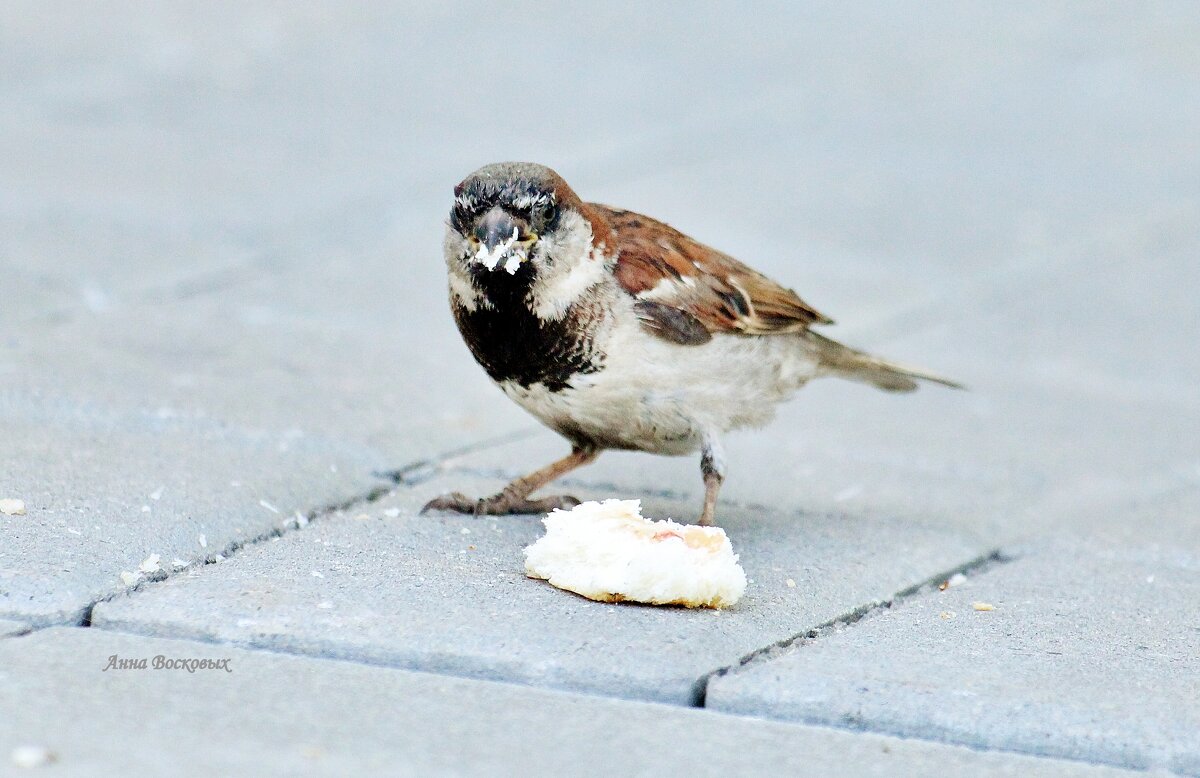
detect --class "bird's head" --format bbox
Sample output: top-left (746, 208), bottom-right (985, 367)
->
top-left (446, 162), bottom-right (591, 282)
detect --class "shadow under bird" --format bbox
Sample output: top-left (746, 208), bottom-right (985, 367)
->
top-left (424, 162), bottom-right (961, 526)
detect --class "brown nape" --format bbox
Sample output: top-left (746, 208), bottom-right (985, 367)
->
top-left (576, 201), bottom-right (614, 248)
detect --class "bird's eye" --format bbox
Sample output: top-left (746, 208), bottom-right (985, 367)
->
top-left (533, 203), bottom-right (557, 230)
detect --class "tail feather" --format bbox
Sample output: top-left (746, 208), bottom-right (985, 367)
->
top-left (805, 332), bottom-right (964, 392)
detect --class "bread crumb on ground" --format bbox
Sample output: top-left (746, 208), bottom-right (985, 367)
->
top-left (524, 499), bottom-right (746, 609)
top-left (11, 745), bottom-right (56, 769)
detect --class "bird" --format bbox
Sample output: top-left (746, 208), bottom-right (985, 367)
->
top-left (423, 162), bottom-right (961, 526)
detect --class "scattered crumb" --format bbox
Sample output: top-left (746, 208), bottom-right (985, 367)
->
top-left (311, 571), bottom-right (324, 578)
top-left (213, 554), bottom-right (226, 563)
top-left (119, 571), bottom-right (140, 586)
top-left (317, 601), bottom-right (334, 610)
top-left (785, 578), bottom-right (796, 588)
top-left (150, 487), bottom-right (164, 501)
top-left (141, 505), bottom-right (151, 513)
top-left (0, 499), bottom-right (27, 516)
top-left (460, 527), bottom-right (471, 535)
top-left (138, 554), bottom-right (162, 574)
top-left (467, 544), bottom-right (476, 550)
top-left (354, 513), bottom-right (370, 520)
top-left (66, 527), bottom-right (82, 536)
top-left (11, 745), bottom-right (55, 769)
top-left (940, 611), bottom-right (956, 620)
top-left (383, 508), bottom-right (401, 518)
top-left (295, 512), bottom-right (310, 528)
top-left (939, 572), bottom-right (968, 591)
top-left (198, 534), bottom-right (208, 548)
top-left (1146, 575), bottom-right (1155, 584)
top-left (172, 558), bottom-right (187, 569)
top-left (259, 500), bottom-right (280, 514)
top-left (972, 601), bottom-right (995, 612)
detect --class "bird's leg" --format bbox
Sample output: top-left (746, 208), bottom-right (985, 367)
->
top-left (422, 445), bottom-right (600, 516)
top-left (698, 435), bottom-right (726, 526)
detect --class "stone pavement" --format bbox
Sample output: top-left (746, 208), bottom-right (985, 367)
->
top-left (0, 629), bottom-right (1136, 778)
top-left (2, 2), bottom-right (1198, 775)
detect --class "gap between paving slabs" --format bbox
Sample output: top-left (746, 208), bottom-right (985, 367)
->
top-left (62, 431), bottom-right (537, 631)
top-left (695, 550), bottom-right (1010, 706)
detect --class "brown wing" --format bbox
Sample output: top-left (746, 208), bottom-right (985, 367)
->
top-left (587, 204), bottom-right (832, 342)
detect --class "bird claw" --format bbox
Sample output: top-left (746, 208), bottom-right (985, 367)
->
top-left (420, 492), bottom-right (476, 515)
top-left (421, 492), bottom-right (582, 516)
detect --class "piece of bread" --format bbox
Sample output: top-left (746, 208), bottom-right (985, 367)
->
top-left (523, 499), bottom-right (746, 609)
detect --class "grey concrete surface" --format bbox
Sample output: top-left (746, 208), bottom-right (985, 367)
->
top-left (0, 388), bottom-right (384, 626)
top-left (0, 629), bottom-right (1137, 778)
top-left (4, 1), bottom-right (1199, 773)
top-left (92, 473), bottom-right (987, 704)
top-left (707, 542), bottom-right (1200, 774)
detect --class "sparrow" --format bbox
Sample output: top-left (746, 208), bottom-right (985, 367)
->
top-left (424, 162), bottom-right (961, 526)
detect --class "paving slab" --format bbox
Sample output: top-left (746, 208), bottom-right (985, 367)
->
top-left (0, 628), bottom-right (1134, 778)
top-left (0, 388), bottom-right (382, 626)
top-left (92, 473), bottom-right (988, 705)
top-left (706, 541), bottom-right (1200, 774)
top-left (0, 228), bottom-right (534, 626)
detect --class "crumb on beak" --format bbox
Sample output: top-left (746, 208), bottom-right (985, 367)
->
top-left (469, 207), bottom-right (538, 274)
top-left (473, 226), bottom-right (527, 274)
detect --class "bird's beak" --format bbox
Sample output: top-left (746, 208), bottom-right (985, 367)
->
top-left (470, 207), bottom-right (535, 274)
top-left (474, 208), bottom-right (524, 253)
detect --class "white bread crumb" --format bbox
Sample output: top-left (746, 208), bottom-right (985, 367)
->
top-left (523, 499), bottom-right (746, 609)
top-left (11, 745), bottom-right (55, 769)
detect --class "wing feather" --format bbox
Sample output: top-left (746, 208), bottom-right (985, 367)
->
top-left (593, 204), bottom-right (832, 342)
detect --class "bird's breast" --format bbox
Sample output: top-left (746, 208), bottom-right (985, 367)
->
top-left (451, 293), bottom-right (607, 393)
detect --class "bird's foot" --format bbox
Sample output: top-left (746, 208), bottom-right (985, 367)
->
top-left (421, 491), bottom-right (582, 516)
